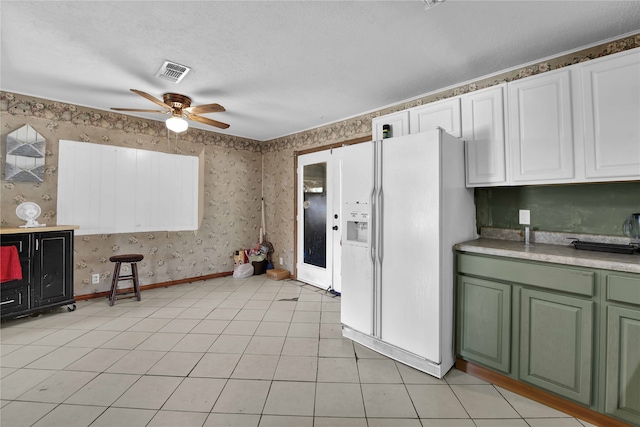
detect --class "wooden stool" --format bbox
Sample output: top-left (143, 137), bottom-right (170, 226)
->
top-left (109, 254), bottom-right (143, 306)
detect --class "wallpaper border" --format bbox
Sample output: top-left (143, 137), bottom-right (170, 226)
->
top-left (262, 33), bottom-right (640, 152)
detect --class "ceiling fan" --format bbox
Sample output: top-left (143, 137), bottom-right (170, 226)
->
top-left (111, 89), bottom-right (229, 132)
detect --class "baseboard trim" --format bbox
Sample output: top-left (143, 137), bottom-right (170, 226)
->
top-left (455, 358), bottom-right (632, 427)
top-left (74, 271), bottom-right (234, 301)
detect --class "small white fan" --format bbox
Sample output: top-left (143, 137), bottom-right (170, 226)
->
top-left (16, 202), bottom-right (46, 228)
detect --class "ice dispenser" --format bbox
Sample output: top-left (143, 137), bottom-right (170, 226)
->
top-left (345, 210), bottom-right (369, 244)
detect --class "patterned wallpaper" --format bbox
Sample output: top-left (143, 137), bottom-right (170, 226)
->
top-left (2, 33), bottom-right (638, 295)
top-left (1, 96), bottom-right (263, 295)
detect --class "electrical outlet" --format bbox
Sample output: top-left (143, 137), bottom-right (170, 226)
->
top-left (92, 274), bottom-right (100, 284)
top-left (519, 209), bottom-right (531, 225)
top-left (279, 257), bottom-right (284, 265)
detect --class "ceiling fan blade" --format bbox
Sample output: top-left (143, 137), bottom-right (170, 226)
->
top-left (111, 108), bottom-right (170, 113)
top-left (185, 103), bottom-right (226, 115)
top-left (185, 112), bottom-right (230, 129)
top-left (130, 89), bottom-right (172, 109)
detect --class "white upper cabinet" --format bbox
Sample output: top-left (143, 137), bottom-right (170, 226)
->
top-left (371, 48), bottom-right (639, 187)
top-left (463, 84), bottom-right (507, 187)
top-left (579, 49), bottom-right (640, 181)
top-left (372, 110), bottom-right (409, 141)
top-left (508, 68), bottom-right (575, 184)
top-left (409, 98), bottom-right (462, 137)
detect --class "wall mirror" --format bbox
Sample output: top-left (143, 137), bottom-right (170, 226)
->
top-left (5, 124), bottom-right (46, 182)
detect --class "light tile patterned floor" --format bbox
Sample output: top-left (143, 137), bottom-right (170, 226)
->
top-left (0, 276), bottom-right (598, 427)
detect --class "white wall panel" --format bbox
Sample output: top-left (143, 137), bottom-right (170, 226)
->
top-left (155, 153), bottom-right (175, 230)
top-left (134, 149), bottom-right (151, 231)
top-left (114, 146), bottom-right (137, 232)
top-left (57, 140), bottom-right (199, 235)
top-left (87, 143), bottom-right (103, 234)
top-left (58, 141), bottom-right (78, 230)
top-left (99, 145), bottom-right (117, 235)
top-left (73, 142), bottom-right (92, 232)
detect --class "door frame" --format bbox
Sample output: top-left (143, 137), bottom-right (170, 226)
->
top-left (292, 136), bottom-right (370, 282)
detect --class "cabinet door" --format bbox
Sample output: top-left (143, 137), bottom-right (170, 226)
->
top-left (581, 50), bottom-right (640, 180)
top-left (33, 231), bottom-right (73, 307)
top-left (605, 305), bottom-right (640, 426)
top-left (462, 85), bottom-right (507, 187)
top-left (457, 276), bottom-right (511, 373)
top-left (509, 69), bottom-right (575, 183)
top-left (372, 111), bottom-right (409, 141)
top-left (409, 98), bottom-right (461, 137)
top-left (520, 288), bottom-right (594, 405)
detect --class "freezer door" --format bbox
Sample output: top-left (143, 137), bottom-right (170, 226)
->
top-left (342, 141), bottom-right (374, 206)
top-left (341, 141), bottom-right (375, 336)
top-left (379, 131), bottom-right (443, 363)
top-left (341, 243), bottom-right (374, 335)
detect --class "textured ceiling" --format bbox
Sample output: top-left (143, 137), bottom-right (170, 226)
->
top-left (2, 1), bottom-right (640, 141)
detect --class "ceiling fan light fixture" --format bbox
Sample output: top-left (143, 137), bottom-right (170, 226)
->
top-left (166, 116), bottom-right (188, 133)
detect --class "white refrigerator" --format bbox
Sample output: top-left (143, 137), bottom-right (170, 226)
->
top-left (341, 128), bottom-right (476, 378)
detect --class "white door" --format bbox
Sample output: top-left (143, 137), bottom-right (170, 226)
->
top-left (296, 148), bottom-right (342, 291)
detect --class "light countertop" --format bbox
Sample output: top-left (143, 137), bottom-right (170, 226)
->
top-left (455, 237), bottom-right (640, 274)
top-left (0, 225), bottom-right (79, 235)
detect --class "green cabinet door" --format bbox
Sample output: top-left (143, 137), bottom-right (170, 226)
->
top-left (520, 288), bottom-right (594, 405)
top-left (605, 305), bottom-right (640, 425)
top-left (457, 276), bottom-right (511, 373)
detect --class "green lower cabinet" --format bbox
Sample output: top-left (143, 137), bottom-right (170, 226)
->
top-left (457, 276), bottom-right (511, 373)
top-left (520, 288), bottom-right (594, 405)
top-left (605, 305), bottom-right (640, 425)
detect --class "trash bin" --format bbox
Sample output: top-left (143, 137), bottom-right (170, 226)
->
top-left (252, 260), bottom-right (266, 275)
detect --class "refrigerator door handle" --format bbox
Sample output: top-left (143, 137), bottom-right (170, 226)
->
top-left (370, 140), bottom-right (377, 265)
top-left (376, 141), bottom-right (384, 265)
top-left (374, 139), bottom-right (384, 339)
top-left (378, 188), bottom-right (383, 264)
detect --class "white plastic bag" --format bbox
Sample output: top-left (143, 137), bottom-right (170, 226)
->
top-left (233, 263), bottom-right (254, 278)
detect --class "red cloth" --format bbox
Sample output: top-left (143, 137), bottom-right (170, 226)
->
top-left (0, 246), bottom-right (23, 283)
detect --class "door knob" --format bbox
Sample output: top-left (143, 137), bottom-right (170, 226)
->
top-left (332, 225), bottom-right (339, 230)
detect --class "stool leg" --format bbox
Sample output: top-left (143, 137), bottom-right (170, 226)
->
top-left (109, 262), bottom-right (122, 306)
top-left (131, 262), bottom-right (141, 301)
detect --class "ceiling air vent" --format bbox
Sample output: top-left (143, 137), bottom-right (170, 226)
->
top-left (155, 60), bottom-right (191, 84)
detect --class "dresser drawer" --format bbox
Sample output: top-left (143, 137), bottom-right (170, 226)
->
top-left (0, 233), bottom-right (31, 257)
top-left (0, 285), bottom-right (30, 315)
